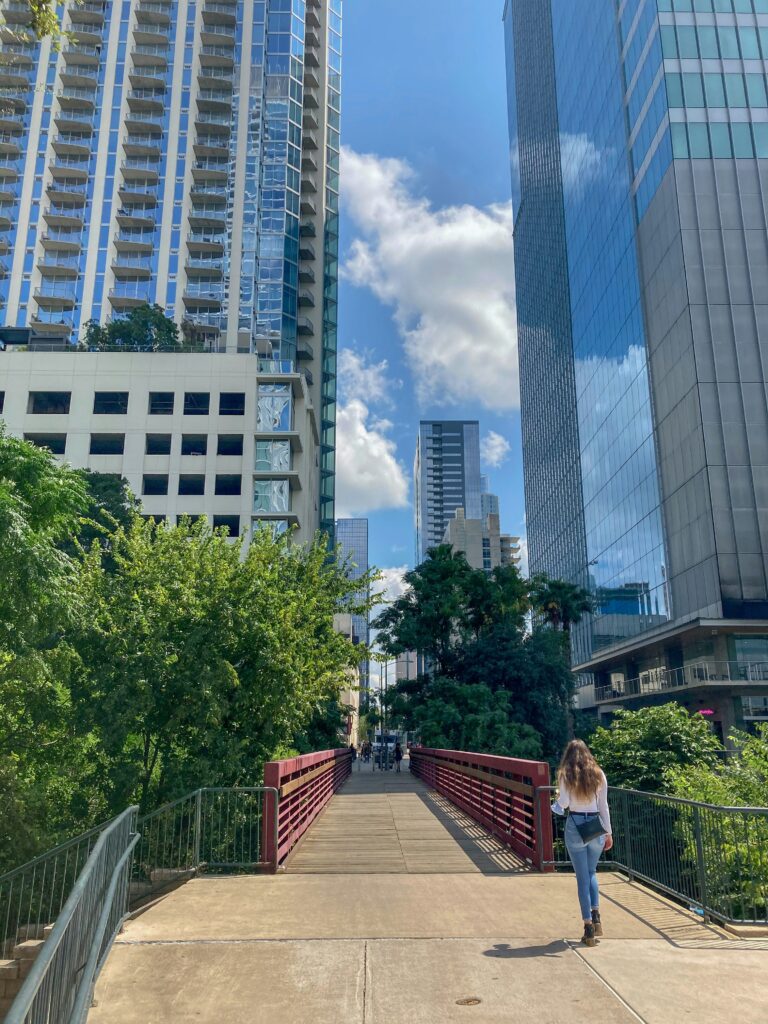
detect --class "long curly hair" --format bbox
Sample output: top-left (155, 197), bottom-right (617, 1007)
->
top-left (558, 739), bottom-right (602, 802)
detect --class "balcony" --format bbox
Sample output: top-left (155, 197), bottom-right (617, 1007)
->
top-left (123, 134), bottom-right (161, 158)
top-left (0, 66), bottom-right (31, 89)
top-left (54, 111), bottom-right (95, 133)
top-left (62, 43), bottom-right (101, 65)
top-left (132, 44), bottom-right (170, 67)
top-left (303, 110), bottom-right (319, 131)
top-left (126, 89), bottom-right (166, 113)
top-left (112, 256), bottom-right (153, 278)
top-left (1, 2), bottom-right (34, 25)
top-left (202, 3), bottom-right (236, 26)
top-left (109, 283), bottom-right (153, 308)
top-left (183, 287), bottom-right (223, 310)
top-left (116, 206), bottom-right (157, 229)
top-left (68, 1), bottom-right (106, 27)
top-left (301, 175), bottom-right (317, 194)
top-left (298, 265), bottom-right (315, 284)
top-left (128, 67), bottom-right (167, 91)
top-left (135, 3), bottom-right (172, 27)
top-left (197, 68), bottom-right (234, 88)
top-left (0, 133), bottom-right (20, 157)
top-left (52, 133), bottom-right (92, 157)
top-left (121, 159), bottom-right (160, 183)
top-left (185, 256), bottom-right (224, 277)
top-left (199, 45), bottom-right (235, 68)
top-left (41, 229), bottom-right (83, 252)
top-left (297, 316), bottom-right (314, 336)
top-left (113, 229), bottom-right (156, 253)
top-left (60, 64), bottom-right (100, 86)
top-left (195, 112), bottom-right (231, 135)
top-left (200, 23), bottom-right (236, 46)
top-left (64, 23), bottom-right (103, 47)
top-left (47, 181), bottom-right (87, 204)
top-left (304, 67), bottom-right (320, 90)
top-left (133, 26), bottom-right (170, 48)
top-left (34, 283), bottom-right (77, 309)
top-left (44, 204), bottom-right (85, 228)
top-left (37, 253), bottom-right (80, 277)
top-left (197, 89), bottom-right (233, 113)
top-left (302, 130), bottom-right (318, 151)
top-left (297, 291), bottom-right (314, 308)
top-left (300, 196), bottom-right (316, 216)
top-left (57, 88), bottom-right (97, 112)
top-left (595, 661), bottom-right (768, 705)
top-left (299, 240), bottom-right (315, 261)
top-left (194, 136), bottom-right (229, 159)
top-left (49, 159), bottom-right (89, 183)
top-left (118, 186), bottom-right (158, 205)
top-left (0, 44), bottom-right (35, 67)
top-left (187, 231), bottom-right (225, 255)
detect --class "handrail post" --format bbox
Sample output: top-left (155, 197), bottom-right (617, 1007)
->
top-left (621, 788), bottom-right (634, 880)
top-left (692, 805), bottom-right (710, 922)
top-left (193, 789), bottom-right (202, 871)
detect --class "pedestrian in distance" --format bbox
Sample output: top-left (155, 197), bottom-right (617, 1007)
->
top-left (394, 741), bottom-right (403, 773)
top-left (552, 739), bottom-right (613, 948)
top-left (349, 743), bottom-right (357, 761)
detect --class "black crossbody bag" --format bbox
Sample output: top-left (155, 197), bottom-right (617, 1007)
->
top-left (571, 812), bottom-right (607, 842)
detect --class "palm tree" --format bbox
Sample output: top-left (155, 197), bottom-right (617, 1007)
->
top-left (530, 576), bottom-right (593, 634)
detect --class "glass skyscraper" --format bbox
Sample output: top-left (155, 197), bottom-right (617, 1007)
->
top-left (335, 517), bottom-right (369, 687)
top-left (0, 0), bottom-right (339, 539)
top-left (414, 420), bottom-right (481, 564)
top-left (505, 0), bottom-right (768, 732)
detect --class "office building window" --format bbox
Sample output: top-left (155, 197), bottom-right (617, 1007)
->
top-left (217, 434), bottom-right (243, 456)
top-left (94, 392), bottom-right (129, 415)
top-left (184, 392), bottom-right (210, 415)
top-left (181, 434), bottom-right (208, 456)
top-left (255, 439), bottom-right (290, 471)
top-left (149, 392), bottom-right (174, 415)
top-left (256, 384), bottom-right (292, 431)
top-left (24, 433), bottom-right (66, 454)
top-left (219, 392), bottom-right (245, 416)
top-left (215, 474), bottom-right (242, 496)
top-left (0, 391), bottom-right (4, 413)
top-left (146, 434), bottom-right (172, 455)
top-left (28, 392), bottom-right (71, 415)
top-left (90, 434), bottom-right (125, 455)
top-left (254, 479), bottom-right (289, 512)
top-left (213, 514), bottom-right (240, 536)
top-left (179, 474), bottom-right (205, 496)
top-left (143, 474), bottom-right (169, 496)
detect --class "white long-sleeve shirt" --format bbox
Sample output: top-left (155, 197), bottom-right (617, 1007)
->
top-left (552, 770), bottom-right (612, 835)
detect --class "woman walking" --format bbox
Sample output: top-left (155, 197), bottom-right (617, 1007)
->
top-left (553, 739), bottom-right (613, 947)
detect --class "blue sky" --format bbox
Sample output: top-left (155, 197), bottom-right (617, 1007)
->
top-left (336, 0), bottom-right (524, 584)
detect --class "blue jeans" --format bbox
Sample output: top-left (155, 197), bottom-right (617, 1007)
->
top-left (565, 815), bottom-right (605, 921)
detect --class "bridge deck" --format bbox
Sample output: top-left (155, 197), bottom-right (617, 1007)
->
top-left (90, 763), bottom-right (766, 1024)
top-left (287, 762), bottom-right (527, 873)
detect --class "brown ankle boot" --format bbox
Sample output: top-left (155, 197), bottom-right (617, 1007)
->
top-left (591, 909), bottom-right (603, 936)
top-left (581, 922), bottom-right (596, 947)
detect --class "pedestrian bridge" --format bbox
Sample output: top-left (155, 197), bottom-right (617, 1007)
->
top-left (2, 749), bottom-right (765, 1024)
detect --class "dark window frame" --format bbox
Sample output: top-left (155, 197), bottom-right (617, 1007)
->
top-left (28, 391), bottom-right (72, 415)
top-left (179, 474), bottom-right (206, 496)
top-left (219, 392), bottom-right (245, 416)
top-left (215, 474), bottom-right (242, 496)
top-left (181, 434), bottom-right (208, 456)
top-left (143, 474), bottom-right (169, 496)
top-left (217, 434), bottom-right (244, 456)
top-left (148, 392), bottom-right (175, 415)
top-left (184, 392), bottom-right (210, 416)
top-left (93, 391), bottom-right (129, 415)
top-left (24, 433), bottom-right (67, 455)
top-left (213, 514), bottom-right (241, 536)
top-left (89, 433), bottom-right (126, 455)
top-left (146, 434), bottom-right (172, 455)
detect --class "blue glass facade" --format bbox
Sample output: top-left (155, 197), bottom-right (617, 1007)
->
top-left (505, 0), bottom-right (768, 701)
top-left (336, 517), bottom-right (369, 687)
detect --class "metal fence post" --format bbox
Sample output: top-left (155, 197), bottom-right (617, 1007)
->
top-left (193, 789), bottom-right (203, 870)
top-left (621, 788), bottom-right (634, 880)
top-left (692, 805), bottom-right (710, 921)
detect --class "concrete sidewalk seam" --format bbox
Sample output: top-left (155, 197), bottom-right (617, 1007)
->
top-left (566, 939), bottom-right (648, 1024)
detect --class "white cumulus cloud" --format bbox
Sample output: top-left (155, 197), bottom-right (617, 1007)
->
top-left (338, 348), bottom-right (400, 407)
top-left (480, 431), bottom-right (511, 468)
top-left (335, 399), bottom-right (409, 519)
top-left (340, 147), bottom-right (518, 412)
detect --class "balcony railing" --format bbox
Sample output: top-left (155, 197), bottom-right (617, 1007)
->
top-left (595, 661), bottom-right (768, 703)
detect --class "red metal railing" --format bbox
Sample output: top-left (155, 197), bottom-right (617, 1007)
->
top-left (409, 746), bottom-right (554, 871)
top-left (262, 748), bottom-right (352, 869)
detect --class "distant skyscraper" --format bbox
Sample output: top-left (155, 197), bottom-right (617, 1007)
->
top-left (443, 508), bottom-right (520, 573)
top-left (336, 517), bottom-right (369, 688)
top-left (414, 420), bottom-right (481, 564)
top-left (504, 0), bottom-right (768, 732)
top-left (0, 0), bottom-right (341, 541)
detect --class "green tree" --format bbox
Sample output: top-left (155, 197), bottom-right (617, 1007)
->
top-left (590, 703), bottom-right (723, 792)
top-left (71, 520), bottom-right (378, 812)
top-left (666, 724), bottom-right (768, 806)
top-left (373, 545), bottom-right (475, 674)
top-left (81, 304), bottom-right (186, 352)
top-left (530, 575), bottom-right (593, 634)
top-left (0, 429), bottom-right (93, 868)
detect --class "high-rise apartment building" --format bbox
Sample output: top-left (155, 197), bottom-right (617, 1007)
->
top-left (0, 0), bottom-right (341, 541)
top-left (414, 420), bottom-right (481, 564)
top-left (442, 507), bottom-right (521, 573)
top-left (505, 0), bottom-right (768, 735)
top-left (335, 516), bottom-right (369, 688)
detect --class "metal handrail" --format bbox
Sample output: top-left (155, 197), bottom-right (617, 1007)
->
top-left (596, 660), bottom-right (768, 702)
top-left (5, 807), bottom-right (139, 1024)
top-left (537, 784), bottom-right (768, 925)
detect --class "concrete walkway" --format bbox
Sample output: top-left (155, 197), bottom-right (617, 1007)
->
top-left (90, 764), bottom-right (767, 1024)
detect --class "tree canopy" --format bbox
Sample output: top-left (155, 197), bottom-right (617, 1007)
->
top-left (373, 545), bottom-right (590, 763)
top-left (80, 304), bottom-right (195, 352)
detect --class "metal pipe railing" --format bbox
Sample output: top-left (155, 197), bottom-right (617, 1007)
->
top-left (410, 746), bottom-right (554, 870)
top-left (537, 784), bottom-right (768, 925)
